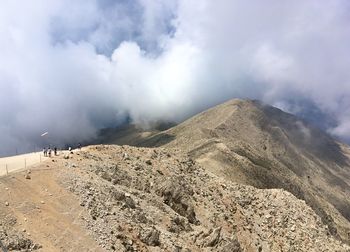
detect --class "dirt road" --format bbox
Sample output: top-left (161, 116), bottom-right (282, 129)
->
top-left (0, 165), bottom-right (104, 251)
top-left (0, 152), bottom-right (48, 176)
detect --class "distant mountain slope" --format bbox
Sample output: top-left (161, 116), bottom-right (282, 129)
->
top-left (139, 99), bottom-right (350, 243)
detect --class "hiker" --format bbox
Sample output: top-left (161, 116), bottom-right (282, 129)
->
top-left (48, 148), bottom-right (52, 157)
top-left (78, 143), bottom-right (82, 150)
top-left (43, 148), bottom-right (47, 157)
top-left (54, 147), bottom-right (57, 156)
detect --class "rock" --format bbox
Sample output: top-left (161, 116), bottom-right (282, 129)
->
top-left (139, 227), bottom-right (160, 246)
top-left (146, 160), bottom-right (152, 165)
top-left (222, 238), bottom-right (242, 252)
top-left (203, 227), bottom-right (222, 247)
top-left (64, 154), bottom-right (69, 159)
top-left (7, 238), bottom-right (42, 251)
top-left (111, 190), bottom-right (126, 201)
top-left (168, 217), bottom-right (192, 233)
top-left (158, 180), bottom-right (198, 224)
top-left (123, 197), bottom-right (136, 209)
top-left (24, 173), bottom-right (31, 179)
top-left (123, 153), bottom-right (130, 160)
top-left (5, 201), bottom-right (9, 206)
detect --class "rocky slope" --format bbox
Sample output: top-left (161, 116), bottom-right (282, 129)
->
top-left (133, 99), bottom-right (350, 243)
top-left (1, 145), bottom-right (349, 251)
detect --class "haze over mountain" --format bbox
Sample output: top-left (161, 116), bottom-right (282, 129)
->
top-left (2, 1), bottom-right (350, 156)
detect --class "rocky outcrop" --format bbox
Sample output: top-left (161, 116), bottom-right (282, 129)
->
top-left (157, 179), bottom-right (198, 224)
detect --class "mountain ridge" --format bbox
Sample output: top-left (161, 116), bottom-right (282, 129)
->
top-left (2, 99), bottom-right (350, 251)
top-left (122, 99), bottom-right (350, 242)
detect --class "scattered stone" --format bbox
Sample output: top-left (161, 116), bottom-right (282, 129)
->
top-left (139, 227), bottom-right (160, 246)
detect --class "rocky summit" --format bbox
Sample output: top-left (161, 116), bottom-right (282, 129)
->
top-left (1, 99), bottom-right (350, 251)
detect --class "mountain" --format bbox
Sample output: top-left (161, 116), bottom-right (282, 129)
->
top-left (134, 99), bottom-right (350, 242)
top-left (1, 145), bottom-right (349, 251)
top-left (1, 99), bottom-right (350, 251)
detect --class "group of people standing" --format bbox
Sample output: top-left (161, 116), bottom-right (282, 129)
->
top-left (43, 143), bottom-right (82, 157)
top-left (43, 147), bottom-right (57, 157)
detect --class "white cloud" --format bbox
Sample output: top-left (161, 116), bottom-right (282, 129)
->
top-left (1, 0), bottom-right (350, 155)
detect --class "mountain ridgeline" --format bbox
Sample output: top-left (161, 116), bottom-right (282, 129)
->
top-left (106, 99), bottom-right (350, 243)
top-left (2, 99), bottom-right (350, 251)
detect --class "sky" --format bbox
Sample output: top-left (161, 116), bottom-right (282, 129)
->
top-left (1, 0), bottom-right (350, 156)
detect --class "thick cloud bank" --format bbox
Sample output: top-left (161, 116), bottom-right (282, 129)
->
top-left (1, 0), bottom-right (350, 155)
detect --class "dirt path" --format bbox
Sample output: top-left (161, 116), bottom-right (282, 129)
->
top-left (0, 164), bottom-right (104, 251)
top-left (0, 152), bottom-right (50, 176)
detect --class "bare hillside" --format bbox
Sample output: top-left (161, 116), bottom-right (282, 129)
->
top-left (138, 99), bottom-right (350, 243)
top-left (1, 145), bottom-right (349, 251)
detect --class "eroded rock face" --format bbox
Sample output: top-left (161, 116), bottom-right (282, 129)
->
top-left (157, 179), bottom-right (198, 224)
